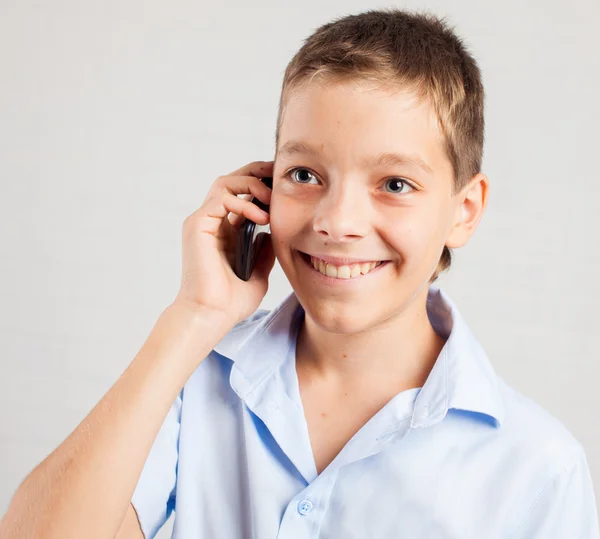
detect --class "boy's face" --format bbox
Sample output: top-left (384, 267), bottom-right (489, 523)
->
top-left (270, 80), bottom-right (484, 334)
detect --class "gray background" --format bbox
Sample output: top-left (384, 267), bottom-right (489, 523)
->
top-left (1, 0), bottom-right (598, 536)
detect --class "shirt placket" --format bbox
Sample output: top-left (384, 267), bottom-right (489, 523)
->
top-left (276, 469), bottom-right (338, 539)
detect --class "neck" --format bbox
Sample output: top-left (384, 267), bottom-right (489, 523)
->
top-left (295, 286), bottom-right (446, 392)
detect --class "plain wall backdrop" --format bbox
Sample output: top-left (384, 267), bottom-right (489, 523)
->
top-left (1, 0), bottom-right (599, 536)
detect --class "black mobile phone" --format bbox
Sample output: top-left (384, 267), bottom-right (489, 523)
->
top-left (234, 177), bottom-right (273, 281)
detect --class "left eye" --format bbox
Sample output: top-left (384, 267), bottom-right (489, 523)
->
top-left (383, 178), bottom-right (414, 194)
top-left (287, 168), bottom-right (319, 184)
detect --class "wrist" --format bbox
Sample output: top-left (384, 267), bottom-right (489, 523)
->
top-left (135, 301), bottom-right (235, 381)
top-left (165, 299), bottom-right (235, 337)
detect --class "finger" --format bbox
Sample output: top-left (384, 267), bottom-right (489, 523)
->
top-left (225, 160), bottom-right (274, 179)
top-left (227, 211), bottom-right (245, 228)
top-left (206, 191), bottom-right (269, 226)
top-left (213, 175), bottom-right (272, 207)
top-left (227, 193), bottom-right (255, 228)
top-left (189, 178), bottom-right (270, 231)
top-left (235, 176), bottom-right (272, 206)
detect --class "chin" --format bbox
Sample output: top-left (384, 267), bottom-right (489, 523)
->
top-left (295, 292), bottom-right (389, 335)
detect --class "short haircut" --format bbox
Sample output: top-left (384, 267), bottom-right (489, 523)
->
top-left (275, 8), bottom-right (485, 282)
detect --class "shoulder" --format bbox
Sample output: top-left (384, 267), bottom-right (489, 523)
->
top-left (232, 308), bottom-right (272, 331)
top-left (215, 309), bottom-right (271, 350)
top-left (181, 307), bottom-right (274, 402)
top-left (493, 379), bottom-right (599, 536)
top-left (212, 308), bottom-right (272, 356)
top-left (496, 376), bottom-right (586, 473)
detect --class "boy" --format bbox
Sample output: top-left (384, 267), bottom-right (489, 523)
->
top-left (2, 8), bottom-right (598, 539)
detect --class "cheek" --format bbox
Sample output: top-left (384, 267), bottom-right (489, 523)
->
top-left (378, 207), bottom-right (445, 258)
top-left (268, 196), bottom-right (304, 247)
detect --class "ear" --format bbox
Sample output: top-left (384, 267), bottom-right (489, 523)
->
top-left (445, 172), bottom-right (489, 249)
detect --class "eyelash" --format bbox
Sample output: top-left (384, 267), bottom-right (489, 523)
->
top-left (283, 167), bottom-right (416, 195)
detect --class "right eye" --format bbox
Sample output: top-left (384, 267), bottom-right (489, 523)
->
top-left (284, 167), bottom-right (320, 185)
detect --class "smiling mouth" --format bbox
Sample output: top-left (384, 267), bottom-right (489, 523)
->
top-left (298, 251), bottom-right (389, 280)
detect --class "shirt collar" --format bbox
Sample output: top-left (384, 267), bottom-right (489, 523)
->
top-left (213, 291), bottom-right (302, 399)
top-left (411, 286), bottom-right (505, 429)
top-left (213, 285), bottom-right (504, 429)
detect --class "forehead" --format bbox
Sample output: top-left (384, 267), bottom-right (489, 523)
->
top-left (277, 81), bottom-right (451, 178)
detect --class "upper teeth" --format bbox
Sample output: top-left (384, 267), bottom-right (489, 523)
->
top-left (310, 256), bottom-right (383, 279)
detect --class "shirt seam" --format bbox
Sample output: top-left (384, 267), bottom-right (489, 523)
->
top-left (507, 447), bottom-right (582, 538)
top-left (376, 414), bottom-right (414, 440)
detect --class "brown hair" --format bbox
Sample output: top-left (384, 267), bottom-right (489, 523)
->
top-left (274, 8), bottom-right (485, 283)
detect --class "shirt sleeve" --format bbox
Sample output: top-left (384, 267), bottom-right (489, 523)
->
top-left (510, 446), bottom-right (600, 538)
top-left (131, 390), bottom-right (182, 539)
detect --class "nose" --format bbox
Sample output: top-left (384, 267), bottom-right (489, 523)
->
top-left (312, 182), bottom-right (370, 243)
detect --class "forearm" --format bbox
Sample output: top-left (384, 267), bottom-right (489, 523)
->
top-left (0, 302), bottom-right (232, 539)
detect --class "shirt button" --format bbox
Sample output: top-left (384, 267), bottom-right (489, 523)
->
top-left (297, 499), bottom-right (313, 515)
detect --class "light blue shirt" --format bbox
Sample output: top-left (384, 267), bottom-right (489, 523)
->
top-left (131, 285), bottom-right (599, 538)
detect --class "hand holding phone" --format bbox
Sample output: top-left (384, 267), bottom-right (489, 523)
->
top-left (173, 162), bottom-right (275, 326)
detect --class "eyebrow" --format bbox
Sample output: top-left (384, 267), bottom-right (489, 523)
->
top-left (277, 139), bottom-right (434, 174)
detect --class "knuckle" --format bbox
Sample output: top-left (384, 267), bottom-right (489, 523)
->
top-left (182, 214), bottom-right (195, 229)
top-left (212, 175), bottom-right (228, 190)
